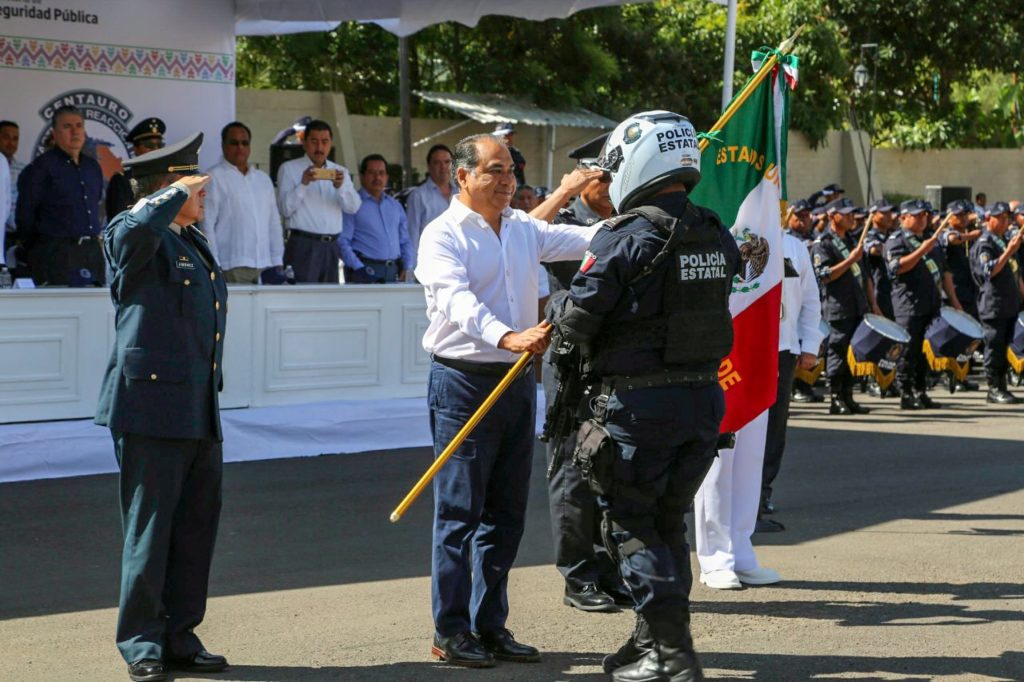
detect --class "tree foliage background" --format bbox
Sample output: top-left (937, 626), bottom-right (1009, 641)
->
top-left (236, 0), bottom-right (1023, 149)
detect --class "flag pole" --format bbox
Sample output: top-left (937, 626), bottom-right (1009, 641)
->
top-left (392, 26), bottom-right (807, 524)
top-left (389, 324), bottom-right (549, 523)
top-left (700, 25), bottom-right (806, 154)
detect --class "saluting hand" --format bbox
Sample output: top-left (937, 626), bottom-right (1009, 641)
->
top-left (498, 322), bottom-right (552, 354)
top-left (557, 168), bottom-right (605, 196)
top-left (175, 174), bottom-right (211, 194)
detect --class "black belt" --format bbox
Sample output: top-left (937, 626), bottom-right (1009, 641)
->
top-left (39, 234), bottom-right (98, 245)
top-left (601, 369), bottom-right (719, 392)
top-left (356, 252), bottom-right (399, 268)
top-left (289, 228), bottom-right (337, 243)
top-left (432, 354), bottom-right (531, 378)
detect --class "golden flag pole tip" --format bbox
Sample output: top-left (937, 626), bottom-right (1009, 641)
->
top-left (389, 511), bottom-right (401, 523)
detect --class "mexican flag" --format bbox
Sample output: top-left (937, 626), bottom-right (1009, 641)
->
top-left (690, 50), bottom-right (796, 433)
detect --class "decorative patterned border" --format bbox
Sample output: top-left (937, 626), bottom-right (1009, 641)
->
top-left (0, 35), bottom-right (234, 84)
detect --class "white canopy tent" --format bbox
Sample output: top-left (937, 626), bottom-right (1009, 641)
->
top-left (234, 0), bottom-right (653, 181)
top-left (414, 91), bottom-right (617, 187)
top-left (235, 1), bottom-right (653, 37)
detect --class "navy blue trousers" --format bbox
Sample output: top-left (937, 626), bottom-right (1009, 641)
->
top-left (541, 361), bottom-right (618, 590)
top-left (112, 431), bottom-right (222, 664)
top-left (599, 384), bottom-right (723, 621)
top-left (429, 360), bottom-right (535, 637)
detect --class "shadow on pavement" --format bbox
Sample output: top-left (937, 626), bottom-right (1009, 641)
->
top-left (1, 424), bottom-right (1021, 620)
top-left (703, 650), bottom-right (1023, 681)
top-left (171, 651), bottom-right (609, 681)
top-left (163, 649), bottom-right (1024, 681)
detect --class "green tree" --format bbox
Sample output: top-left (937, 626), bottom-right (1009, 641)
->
top-left (235, 0), bottom-right (1023, 149)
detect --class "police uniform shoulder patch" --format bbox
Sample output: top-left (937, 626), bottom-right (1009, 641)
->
top-left (579, 250), bottom-right (598, 274)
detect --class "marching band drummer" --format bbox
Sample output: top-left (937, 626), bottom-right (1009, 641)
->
top-left (884, 199), bottom-right (963, 410)
top-left (969, 201), bottom-right (1023, 404)
top-left (811, 198), bottom-right (880, 415)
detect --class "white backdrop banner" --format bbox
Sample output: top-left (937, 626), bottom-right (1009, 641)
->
top-left (0, 0), bottom-right (235, 170)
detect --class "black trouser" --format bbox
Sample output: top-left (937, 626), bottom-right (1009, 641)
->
top-left (825, 317), bottom-right (860, 390)
top-left (284, 230), bottom-right (339, 283)
top-left (896, 314), bottom-right (932, 393)
top-left (762, 351), bottom-right (797, 510)
top-left (112, 431), bottom-right (223, 665)
top-left (28, 235), bottom-right (105, 286)
top-left (540, 362), bottom-right (618, 590)
top-left (981, 316), bottom-right (1015, 383)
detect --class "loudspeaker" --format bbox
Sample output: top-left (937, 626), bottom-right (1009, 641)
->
top-left (924, 185), bottom-right (972, 211)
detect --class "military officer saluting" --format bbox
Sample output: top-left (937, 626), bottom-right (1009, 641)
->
top-left (106, 117), bottom-right (167, 219)
top-left (95, 133), bottom-right (230, 682)
top-left (541, 133), bottom-right (632, 613)
top-left (884, 199), bottom-right (962, 410)
top-left (969, 201), bottom-right (1023, 403)
top-left (812, 198), bottom-right (877, 415)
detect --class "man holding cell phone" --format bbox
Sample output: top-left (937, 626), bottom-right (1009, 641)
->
top-left (276, 119), bottom-right (361, 283)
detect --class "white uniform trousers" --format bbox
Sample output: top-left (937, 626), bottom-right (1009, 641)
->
top-left (694, 409), bottom-right (769, 573)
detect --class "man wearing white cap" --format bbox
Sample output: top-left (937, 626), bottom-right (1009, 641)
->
top-left (494, 122), bottom-right (527, 187)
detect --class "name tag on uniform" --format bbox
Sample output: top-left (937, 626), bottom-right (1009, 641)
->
top-left (176, 255), bottom-right (196, 270)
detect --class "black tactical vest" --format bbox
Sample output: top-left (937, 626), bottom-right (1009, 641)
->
top-left (594, 203), bottom-right (734, 369)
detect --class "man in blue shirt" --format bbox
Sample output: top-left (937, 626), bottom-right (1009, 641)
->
top-left (15, 105), bottom-right (105, 285)
top-left (340, 154), bottom-right (414, 283)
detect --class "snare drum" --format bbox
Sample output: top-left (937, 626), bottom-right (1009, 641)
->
top-left (1007, 312), bottom-right (1024, 377)
top-left (1011, 312), bottom-right (1024, 355)
top-left (926, 307), bottom-right (984, 359)
top-left (850, 314), bottom-right (911, 370)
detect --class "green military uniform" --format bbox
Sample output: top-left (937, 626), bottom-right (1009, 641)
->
top-left (94, 133), bottom-right (229, 678)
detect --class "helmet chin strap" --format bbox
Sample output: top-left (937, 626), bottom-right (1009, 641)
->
top-left (619, 180), bottom-right (688, 214)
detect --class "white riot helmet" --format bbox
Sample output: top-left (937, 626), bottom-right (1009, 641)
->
top-left (596, 110), bottom-right (701, 213)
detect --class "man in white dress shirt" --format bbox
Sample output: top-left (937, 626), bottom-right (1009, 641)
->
top-left (695, 228), bottom-right (824, 589)
top-left (405, 144), bottom-right (457, 253)
top-left (276, 119), bottom-right (360, 283)
top-left (416, 133), bottom-right (602, 669)
top-left (201, 122), bottom-right (284, 284)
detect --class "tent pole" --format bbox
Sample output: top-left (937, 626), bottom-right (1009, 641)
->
top-left (721, 0), bottom-right (738, 112)
top-left (399, 36), bottom-right (413, 187)
top-left (545, 123), bottom-right (555, 190)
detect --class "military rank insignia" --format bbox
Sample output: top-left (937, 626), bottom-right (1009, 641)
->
top-left (580, 251), bottom-right (597, 273)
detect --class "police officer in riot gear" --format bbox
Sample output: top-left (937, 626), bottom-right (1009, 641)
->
top-left (550, 111), bottom-right (740, 682)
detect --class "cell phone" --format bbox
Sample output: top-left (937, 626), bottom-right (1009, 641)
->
top-left (311, 168), bottom-right (335, 181)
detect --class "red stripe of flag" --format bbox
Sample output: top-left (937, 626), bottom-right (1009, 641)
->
top-left (719, 283), bottom-right (782, 433)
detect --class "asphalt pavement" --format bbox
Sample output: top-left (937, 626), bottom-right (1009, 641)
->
top-left (1, 386), bottom-right (1021, 681)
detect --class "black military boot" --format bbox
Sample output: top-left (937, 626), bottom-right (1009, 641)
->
top-left (899, 390), bottom-right (923, 410)
top-left (611, 612), bottom-right (703, 682)
top-left (915, 389), bottom-right (941, 409)
top-left (987, 374), bottom-right (1021, 404)
top-left (603, 613), bottom-right (654, 673)
top-left (829, 377), bottom-right (853, 415)
top-left (843, 381), bottom-right (871, 414)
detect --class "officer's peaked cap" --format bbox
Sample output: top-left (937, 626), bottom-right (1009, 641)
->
top-left (123, 132), bottom-right (203, 179)
top-left (568, 133), bottom-right (610, 160)
top-left (127, 117), bottom-right (166, 144)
